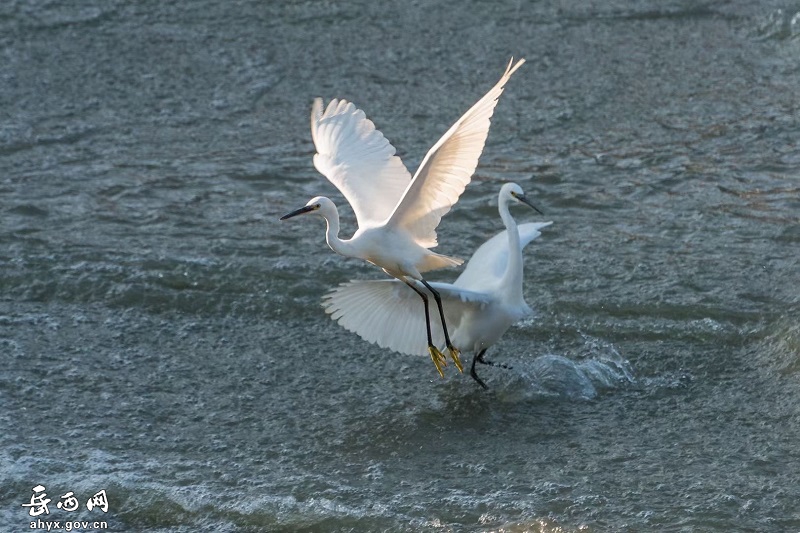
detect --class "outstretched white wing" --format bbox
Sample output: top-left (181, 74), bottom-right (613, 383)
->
top-left (454, 222), bottom-right (552, 291)
top-left (385, 58), bottom-right (525, 247)
top-left (322, 280), bottom-right (490, 357)
top-left (311, 98), bottom-right (412, 228)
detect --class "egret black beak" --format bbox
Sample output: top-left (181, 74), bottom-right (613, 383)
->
top-left (516, 194), bottom-right (544, 215)
top-left (280, 205), bottom-right (316, 220)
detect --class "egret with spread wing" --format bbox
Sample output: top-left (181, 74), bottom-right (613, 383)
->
top-left (281, 59), bottom-right (525, 377)
top-left (322, 183), bottom-right (551, 388)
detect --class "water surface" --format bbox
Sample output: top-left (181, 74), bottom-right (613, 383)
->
top-left (2, 1), bottom-right (799, 531)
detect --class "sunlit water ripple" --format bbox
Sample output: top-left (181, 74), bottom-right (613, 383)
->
top-left (2, 1), bottom-right (799, 531)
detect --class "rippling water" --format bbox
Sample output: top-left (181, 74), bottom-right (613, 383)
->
top-left (2, 1), bottom-right (799, 531)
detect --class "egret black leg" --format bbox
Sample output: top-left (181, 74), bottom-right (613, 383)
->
top-left (420, 279), bottom-right (454, 349)
top-left (470, 349), bottom-right (489, 390)
top-left (403, 279), bottom-right (447, 377)
top-left (470, 350), bottom-right (514, 389)
top-left (475, 351), bottom-right (513, 371)
top-left (420, 279), bottom-right (463, 373)
top-left (403, 279), bottom-right (432, 344)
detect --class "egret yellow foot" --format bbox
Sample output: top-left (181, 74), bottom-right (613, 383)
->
top-left (428, 345), bottom-right (447, 378)
top-left (448, 346), bottom-right (464, 373)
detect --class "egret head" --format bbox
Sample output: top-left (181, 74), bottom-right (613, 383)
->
top-left (503, 182), bottom-right (543, 215)
top-left (280, 196), bottom-right (336, 220)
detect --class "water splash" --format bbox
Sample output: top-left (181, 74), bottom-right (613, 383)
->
top-left (496, 337), bottom-right (635, 401)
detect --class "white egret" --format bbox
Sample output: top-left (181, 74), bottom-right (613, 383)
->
top-left (322, 182), bottom-right (551, 388)
top-left (281, 58), bottom-right (525, 377)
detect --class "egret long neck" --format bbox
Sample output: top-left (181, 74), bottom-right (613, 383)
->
top-left (322, 208), bottom-right (355, 258)
top-left (499, 199), bottom-right (524, 297)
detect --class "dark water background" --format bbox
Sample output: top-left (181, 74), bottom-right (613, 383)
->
top-left (2, 1), bottom-right (799, 531)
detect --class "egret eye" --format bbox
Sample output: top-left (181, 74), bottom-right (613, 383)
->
top-left (315, 204), bottom-right (321, 209)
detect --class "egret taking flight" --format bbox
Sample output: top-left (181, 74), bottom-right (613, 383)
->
top-left (281, 59), bottom-right (525, 377)
top-left (322, 183), bottom-right (551, 388)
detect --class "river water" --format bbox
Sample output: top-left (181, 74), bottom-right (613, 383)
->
top-left (2, 1), bottom-right (799, 531)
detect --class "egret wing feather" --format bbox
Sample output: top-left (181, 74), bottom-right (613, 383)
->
top-left (454, 221), bottom-right (552, 291)
top-left (385, 58), bottom-right (525, 247)
top-left (311, 98), bottom-right (412, 228)
top-left (322, 280), bottom-right (490, 356)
